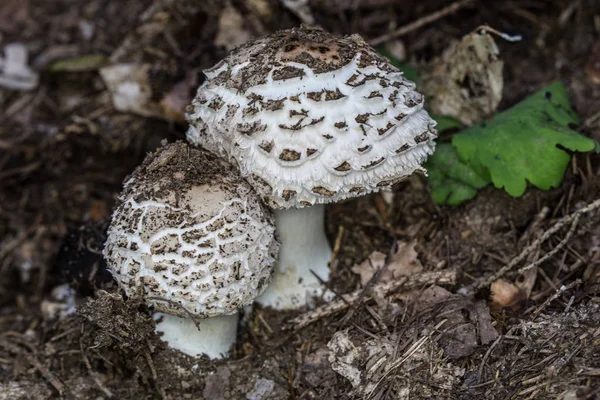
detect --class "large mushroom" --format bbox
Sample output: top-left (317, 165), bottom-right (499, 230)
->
top-left (186, 26), bottom-right (437, 310)
top-left (103, 141), bottom-right (278, 358)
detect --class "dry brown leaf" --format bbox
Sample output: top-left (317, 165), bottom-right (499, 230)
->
top-left (398, 286), bottom-right (498, 359)
top-left (100, 63), bottom-right (196, 122)
top-left (421, 28), bottom-right (504, 124)
top-left (515, 266), bottom-right (537, 298)
top-left (469, 301), bottom-right (498, 345)
top-left (418, 287), bottom-right (498, 358)
top-left (351, 241), bottom-right (423, 286)
top-left (416, 285), bottom-right (453, 304)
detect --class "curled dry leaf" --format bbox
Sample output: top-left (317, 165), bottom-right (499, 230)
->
top-left (327, 331), bottom-right (363, 388)
top-left (327, 330), bottom-right (396, 397)
top-left (421, 28), bottom-right (504, 124)
top-left (351, 240), bottom-right (423, 286)
top-left (100, 63), bottom-right (197, 122)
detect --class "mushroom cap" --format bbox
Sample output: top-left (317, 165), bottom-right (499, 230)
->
top-left (186, 26), bottom-right (437, 209)
top-left (103, 142), bottom-right (278, 319)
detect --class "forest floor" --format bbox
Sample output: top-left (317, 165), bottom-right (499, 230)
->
top-left (1, 0), bottom-right (599, 399)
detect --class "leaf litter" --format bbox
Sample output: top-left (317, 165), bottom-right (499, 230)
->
top-left (1, 1), bottom-right (600, 399)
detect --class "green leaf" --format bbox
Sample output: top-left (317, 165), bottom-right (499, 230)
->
top-left (451, 82), bottom-right (596, 197)
top-left (425, 143), bottom-right (491, 206)
top-left (377, 48), bottom-right (419, 83)
top-left (431, 114), bottom-right (462, 132)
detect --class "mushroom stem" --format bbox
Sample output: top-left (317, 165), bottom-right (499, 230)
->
top-left (255, 204), bottom-right (333, 309)
top-left (154, 312), bottom-right (238, 359)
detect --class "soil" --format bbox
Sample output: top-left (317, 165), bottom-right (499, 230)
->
top-left (1, 0), bottom-right (600, 399)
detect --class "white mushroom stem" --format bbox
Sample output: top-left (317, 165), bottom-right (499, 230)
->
top-left (255, 204), bottom-right (333, 309)
top-left (154, 312), bottom-right (239, 359)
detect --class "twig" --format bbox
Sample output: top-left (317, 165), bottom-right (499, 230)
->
top-left (26, 354), bottom-right (65, 395)
top-left (369, 319), bottom-right (447, 398)
top-left (329, 226), bottom-right (345, 275)
top-left (463, 198), bottom-right (600, 295)
top-left (474, 25), bottom-right (522, 42)
top-left (286, 269), bottom-right (457, 330)
top-left (517, 213), bottom-right (580, 275)
top-left (370, 0), bottom-right (474, 46)
top-left (530, 279), bottom-right (582, 320)
top-left (585, 109), bottom-right (600, 127)
top-left (81, 336), bottom-right (114, 398)
top-left (477, 326), bottom-right (516, 381)
top-left (145, 351), bottom-right (167, 400)
top-left (519, 206), bottom-right (550, 244)
top-left (0, 333), bottom-right (64, 394)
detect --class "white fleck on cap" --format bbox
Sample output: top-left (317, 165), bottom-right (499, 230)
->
top-left (186, 26), bottom-right (437, 209)
top-left (103, 142), bottom-right (279, 318)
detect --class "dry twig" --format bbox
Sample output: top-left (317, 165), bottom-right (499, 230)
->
top-left (80, 336), bottom-right (114, 398)
top-left (286, 269), bottom-right (457, 330)
top-left (463, 198), bottom-right (600, 295)
top-left (370, 319), bottom-right (447, 398)
top-left (517, 213), bottom-right (580, 275)
top-left (530, 279), bottom-right (582, 320)
top-left (370, 0), bottom-right (474, 46)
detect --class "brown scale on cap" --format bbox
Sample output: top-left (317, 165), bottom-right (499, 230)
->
top-left (201, 26), bottom-right (394, 93)
top-left (334, 161), bottom-right (352, 172)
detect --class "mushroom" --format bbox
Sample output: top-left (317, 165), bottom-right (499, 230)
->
top-left (103, 141), bottom-right (278, 358)
top-left (186, 26), bottom-right (437, 310)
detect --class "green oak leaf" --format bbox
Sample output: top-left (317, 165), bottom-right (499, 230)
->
top-left (425, 143), bottom-right (491, 206)
top-left (451, 82), bottom-right (596, 197)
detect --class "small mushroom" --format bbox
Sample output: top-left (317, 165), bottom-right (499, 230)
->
top-left (103, 142), bottom-right (278, 358)
top-left (186, 26), bottom-right (437, 310)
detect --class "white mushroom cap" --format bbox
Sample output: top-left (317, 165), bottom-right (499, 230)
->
top-left (103, 142), bottom-right (278, 318)
top-left (186, 26), bottom-right (437, 209)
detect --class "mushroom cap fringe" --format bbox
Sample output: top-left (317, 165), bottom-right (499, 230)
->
top-left (103, 142), bottom-right (279, 318)
top-left (187, 26), bottom-right (437, 209)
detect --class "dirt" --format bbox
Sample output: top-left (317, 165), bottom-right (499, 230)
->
top-left (1, 0), bottom-right (600, 399)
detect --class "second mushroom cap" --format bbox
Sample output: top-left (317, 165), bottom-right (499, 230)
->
top-left (103, 141), bottom-right (278, 319)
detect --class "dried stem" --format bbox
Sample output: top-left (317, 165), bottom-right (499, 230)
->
top-left (286, 269), bottom-right (457, 330)
top-left (370, 0), bottom-right (474, 46)
top-left (463, 198), bottom-right (600, 295)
